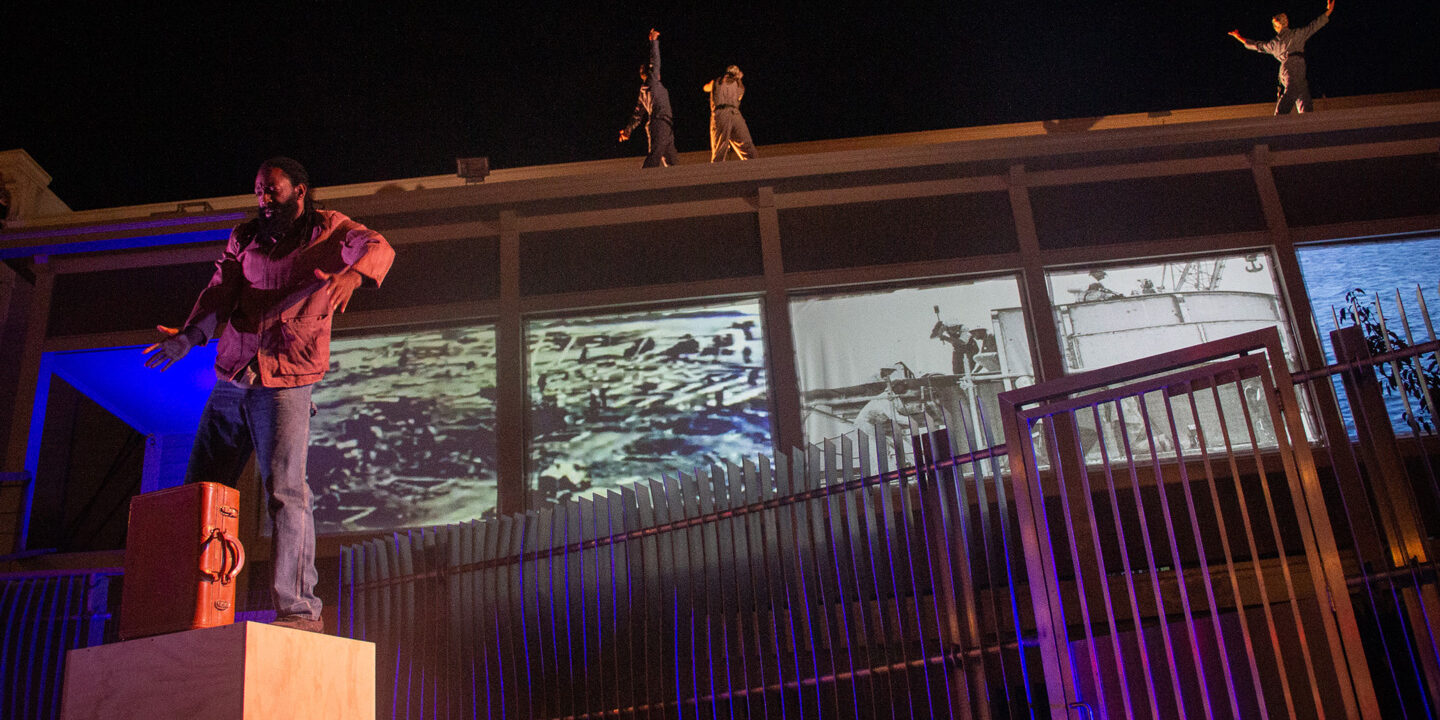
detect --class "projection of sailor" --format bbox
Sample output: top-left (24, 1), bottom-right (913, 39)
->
top-left (789, 276), bottom-right (1034, 459)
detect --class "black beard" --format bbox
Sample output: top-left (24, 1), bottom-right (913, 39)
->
top-left (256, 200), bottom-right (302, 244)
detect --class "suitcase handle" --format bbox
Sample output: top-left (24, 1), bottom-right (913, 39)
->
top-left (200, 528), bottom-right (246, 585)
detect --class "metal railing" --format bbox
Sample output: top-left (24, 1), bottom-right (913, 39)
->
top-left (0, 568), bottom-right (117, 720)
top-left (338, 316), bottom-right (1440, 719)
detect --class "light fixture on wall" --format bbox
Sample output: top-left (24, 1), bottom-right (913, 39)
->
top-left (456, 157), bottom-right (490, 183)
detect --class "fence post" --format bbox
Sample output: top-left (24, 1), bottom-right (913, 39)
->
top-left (1331, 324), bottom-right (1440, 710)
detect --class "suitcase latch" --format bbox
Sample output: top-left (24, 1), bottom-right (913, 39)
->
top-left (214, 600), bottom-right (231, 611)
top-left (219, 505), bottom-right (239, 518)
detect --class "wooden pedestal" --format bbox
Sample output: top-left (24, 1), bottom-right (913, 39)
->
top-left (60, 622), bottom-right (374, 720)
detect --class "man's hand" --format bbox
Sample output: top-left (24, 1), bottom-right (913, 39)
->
top-left (648, 28), bottom-right (660, 41)
top-left (619, 129), bottom-right (631, 142)
top-left (143, 325), bottom-right (195, 371)
top-left (315, 267), bottom-right (364, 313)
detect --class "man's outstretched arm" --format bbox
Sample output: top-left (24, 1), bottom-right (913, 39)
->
top-left (648, 29), bottom-right (661, 83)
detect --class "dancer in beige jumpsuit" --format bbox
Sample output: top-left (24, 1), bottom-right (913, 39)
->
top-left (703, 65), bottom-right (758, 162)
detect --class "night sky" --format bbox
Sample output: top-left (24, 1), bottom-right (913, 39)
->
top-left (3, 1), bottom-right (1436, 211)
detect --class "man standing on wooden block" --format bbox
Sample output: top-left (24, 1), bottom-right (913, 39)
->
top-left (144, 157), bottom-right (396, 633)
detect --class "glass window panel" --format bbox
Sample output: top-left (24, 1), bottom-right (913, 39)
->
top-left (1045, 253), bottom-right (1304, 459)
top-left (1298, 234), bottom-right (1440, 435)
top-left (789, 276), bottom-right (1033, 462)
top-left (526, 300), bottom-right (772, 505)
top-left (1046, 253), bottom-right (1297, 372)
top-left (310, 325), bottom-right (498, 533)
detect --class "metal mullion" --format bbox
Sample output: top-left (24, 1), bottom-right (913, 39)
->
top-left (340, 546), bottom-right (356, 640)
top-left (655, 473), bottom-right (694, 719)
top-left (579, 496), bottom-right (599, 719)
top-left (1310, 401), bottom-right (1419, 718)
top-left (1396, 289), bottom-right (1439, 429)
top-left (1068, 404), bottom-right (1134, 719)
top-left (1273, 322), bottom-right (1387, 720)
top-left (1235, 367), bottom-right (1335, 719)
top-left (933, 403), bottom-right (993, 720)
top-left (451, 523), bottom-right (471, 706)
top-left (47, 575), bottom-right (82, 719)
top-left (603, 491), bottom-right (626, 719)
top-left (1334, 318), bottom-right (1440, 718)
top-left (513, 516), bottom-right (536, 719)
top-left (673, 471), bottom-right (709, 719)
top-left (476, 520), bottom-right (495, 720)
top-left (477, 520), bottom-right (498, 719)
top-left (1001, 397), bottom-right (1078, 720)
top-left (1397, 289), bottom-right (1440, 696)
top-left (17, 577), bottom-right (54, 720)
top-left (368, 538), bottom-right (384, 648)
top-left (495, 516), bottom-right (521, 719)
top-left (760, 456), bottom-right (806, 719)
top-left (805, 443), bottom-right (847, 715)
top-left (1207, 376), bottom-right (1300, 720)
top-left (0, 576), bottom-right (22, 692)
top-left (1182, 385), bottom-right (1264, 720)
top-left (30, 576), bottom-right (62, 720)
top-left (410, 531), bottom-right (426, 719)
top-left (799, 444), bottom-right (844, 715)
top-left (1048, 408), bottom-right (1111, 717)
top-left (887, 422), bottom-right (940, 718)
top-left (3, 580), bottom-right (36, 720)
top-left (637, 481), bottom-right (666, 720)
top-left (394, 533), bottom-right (413, 716)
top-left (857, 429), bottom-right (904, 719)
top-left (876, 422), bottom-right (924, 715)
top-left (565, 500), bottom-right (585, 719)
top-left (714, 463), bottom-right (750, 719)
top-left (369, 538), bottom-right (396, 716)
top-left (839, 433), bottom-right (885, 719)
top-left (348, 544), bottom-right (364, 642)
top-left (1092, 399), bottom-right (1165, 720)
top-left (693, 468), bottom-right (725, 719)
top-left (395, 531), bottom-right (418, 716)
top-left (1113, 394), bottom-right (1192, 719)
top-left (424, 529), bottom-right (443, 718)
top-left (1136, 392), bottom-right (1219, 720)
top-left (740, 458), bottom-right (779, 719)
top-left (912, 414), bottom-right (964, 719)
top-left (1016, 355), bottom-right (1263, 425)
top-left (966, 400), bottom-right (1034, 716)
top-left (538, 507), bottom-right (559, 720)
top-left (618, 487), bottom-right (644, 719)
top-left (777, 449), bottom-right (824, 718)
top-left (821, 439), bottom-right (863, 717)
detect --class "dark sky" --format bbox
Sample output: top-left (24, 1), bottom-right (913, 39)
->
top-left (3, 1), bottom-right (1436, 211)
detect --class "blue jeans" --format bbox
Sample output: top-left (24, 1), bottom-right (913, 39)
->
top-left (186, 382), bottom-right (320, 620)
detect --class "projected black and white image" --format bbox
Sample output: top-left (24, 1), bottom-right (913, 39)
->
top-left (1045, 253), bottom-right (1296, 461)
top-left (527, 301), bottom-right (771, 503)
top-left (789, 277), bottom-right (1034, 455)
top-left (1045, 253), bottom-right (1294, 372)
top-left (308, 325), bottom-right (498, 533)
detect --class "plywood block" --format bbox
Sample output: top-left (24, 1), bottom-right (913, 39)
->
top-left (60, 622), bottom-right (374, 720)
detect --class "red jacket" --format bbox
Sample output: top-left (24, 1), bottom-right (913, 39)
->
top-left (183, 209), bottom-right (395, 387)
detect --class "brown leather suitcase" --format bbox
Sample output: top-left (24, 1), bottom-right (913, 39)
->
top-left (119, 482), bottom-right (245, 639)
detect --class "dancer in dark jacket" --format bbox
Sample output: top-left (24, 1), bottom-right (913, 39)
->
top-left (619, 29), bottom-right (678, 167)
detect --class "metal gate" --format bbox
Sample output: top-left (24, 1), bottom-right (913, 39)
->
top-left (999, 328), bottom-right (1379, 720)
